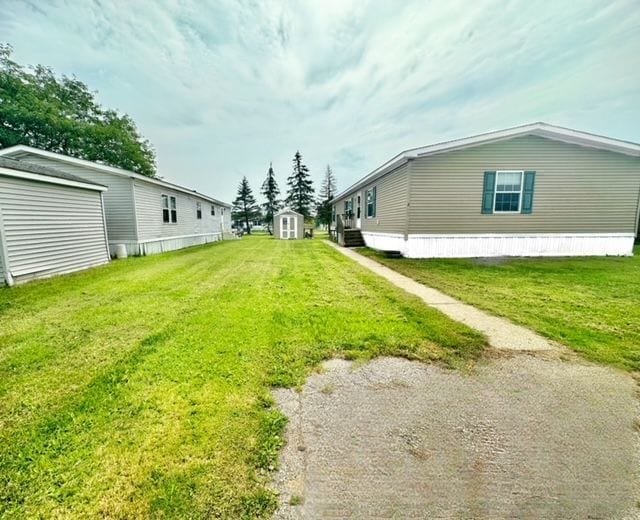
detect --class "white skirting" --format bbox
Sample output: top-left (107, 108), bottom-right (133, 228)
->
top-left (360, 232), bottom-right (635, 258)
top-left (109, 232), bottom-right (223, 257)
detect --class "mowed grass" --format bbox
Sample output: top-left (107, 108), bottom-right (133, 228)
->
top-left (360, 247), bottom-right (640, 371)
top-left (0, 236), bottom-right (485, 518)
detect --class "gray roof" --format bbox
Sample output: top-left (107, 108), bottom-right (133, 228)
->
top-left (0, 156), bottom-right (107, 188)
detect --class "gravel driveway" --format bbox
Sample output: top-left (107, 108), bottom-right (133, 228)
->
top-left (273, 354), bottom-right (640, 519)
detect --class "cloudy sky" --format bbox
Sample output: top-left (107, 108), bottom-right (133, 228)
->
top-left (2, 0), bottom-right (639, 202)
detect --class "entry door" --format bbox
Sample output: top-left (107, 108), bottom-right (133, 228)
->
top-left (356, 192), bottom-right (362, 228)
top-left (280, 216), bottom-right (296, 239)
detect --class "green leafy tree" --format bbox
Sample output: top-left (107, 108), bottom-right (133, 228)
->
top-left (232, 176), bottom-right (259, 234)
top-left (285, 150), bottom-right (314, 218)
top-left (316, 164), bottom-right (337, 233)
top-left (0, 43), bottom-right (156, 176)
top-left (261, 162), bottom-right (281, 235)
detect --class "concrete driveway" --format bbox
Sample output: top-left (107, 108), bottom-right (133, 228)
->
top-left (273, 354), bottom-right (640, 519)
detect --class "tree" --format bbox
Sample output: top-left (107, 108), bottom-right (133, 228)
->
top-left (232, 176), bottom-right (259, 234)
top-left (0, 43), bottom-right (156, 176)
top-left (316, 164), bottom-right (337, 233)
top-left (285, 150), bottom-right (315, 218)
top-left (261, 162), bottom-right (281, 235)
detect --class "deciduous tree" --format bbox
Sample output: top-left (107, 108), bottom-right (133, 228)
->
top-left (0, 43), bottom-right (156, 176)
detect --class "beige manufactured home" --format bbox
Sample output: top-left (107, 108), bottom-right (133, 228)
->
top-left (0, 157), bottom-right (110, 286)
top-left (333, 123), bottom-right (640, 258)
top-left (0, 146), bottom-right (232, 256)
top-left (273, 208), bottom-right (304, 240)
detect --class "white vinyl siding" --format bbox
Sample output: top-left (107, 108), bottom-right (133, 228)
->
top-left (0, 175), bottom-right (109, 284)
top-left (9, 156), bottom-right (136, 241)
top-left (134, 181), bottom-right (222, 241)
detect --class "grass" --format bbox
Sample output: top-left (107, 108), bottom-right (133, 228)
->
top-left (0, 236), bottom-right (484, 518)
top-left (360, 247), bottom-right (640, 372)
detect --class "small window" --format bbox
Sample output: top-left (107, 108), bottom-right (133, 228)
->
top-left (197, 202), bottom-right (202, 219)
top-left (162, 195), bottom-right (177, 223)
top-left (366, 187), bottom-right (376, 218)
top-left (331, 206), bottom-right (336, 222)
top-left (211, 205), bottom-right (215, 216)
top-left (494, 171), bottom-right (523, 213)
top-left (356, 195), bottom-right (361, 219)
top-left (162, 195), bottom-right (170, 223)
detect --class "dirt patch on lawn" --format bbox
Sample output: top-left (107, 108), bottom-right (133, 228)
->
top-left (273, 355), bottom-right (640, 519)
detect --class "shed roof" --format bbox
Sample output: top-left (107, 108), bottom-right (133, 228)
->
top-left (274, 208), bottom-right (304, 217)
top-left (334, 122), bottom-right (640, 201)
top-left (0, 156), bottom-right (107, 191)
top-left (0, 145), bottom-right (231, 207)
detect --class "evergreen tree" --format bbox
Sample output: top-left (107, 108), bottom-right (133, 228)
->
top-left (316, 164), bottom-right (337, 233)
top-left (261, 162), bottom-right (281, 235)
top-left (285, 150), bottom-right (315, 218)
top-left (232, 176), bottom-right (259, 234)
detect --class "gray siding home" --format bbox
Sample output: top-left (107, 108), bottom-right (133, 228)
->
top-left (333, 123), bottom-right (640, 258)
top-left (0, 157), bottom-right (110, 286)
top-left (0, 146), bottom-right (232, 256)
top-left (273, 208), bottom-right (304, 239)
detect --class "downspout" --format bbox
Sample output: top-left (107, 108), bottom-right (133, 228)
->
top-left (0, 205), bottom-right (14, 286)
top-left (634, 182), bottom-right (640, 242)
top-left (99, 191), bottom-right (111, 261)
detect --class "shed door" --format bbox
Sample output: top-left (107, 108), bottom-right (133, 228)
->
top-left (280, 216), bottom-right (296, 239)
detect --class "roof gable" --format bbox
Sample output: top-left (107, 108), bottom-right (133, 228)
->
top-left (334, 122), bottom-right (640, 200)
top-left (0, 145), bottom-right (231, 207)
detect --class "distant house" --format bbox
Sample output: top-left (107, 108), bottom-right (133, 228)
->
top-left (333, 123), bottom-right (640, 258)
top-left (0, 157), bottom-right (110, 286)
top-left (0, 146), bottom-right (232, 256)
top-left (274, 208), bottom-right (304, 240)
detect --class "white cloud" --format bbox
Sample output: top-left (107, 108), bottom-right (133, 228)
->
top-left (2, 0), bottom-right (639, 202)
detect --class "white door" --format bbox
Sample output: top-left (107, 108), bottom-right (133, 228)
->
top-left (356, 192), bottom-right (362, 228)
top-left (280, 216), bottom-right (296, 239)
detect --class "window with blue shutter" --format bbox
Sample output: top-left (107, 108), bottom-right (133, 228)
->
top-left (481, 171), bottom-right (496, 214)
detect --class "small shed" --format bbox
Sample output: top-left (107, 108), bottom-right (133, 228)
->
top-left (0, 157), bottom-right (110, 286)
top-left (274, 208), bottom-right (304, 240)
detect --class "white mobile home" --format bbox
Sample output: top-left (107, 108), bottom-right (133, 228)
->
top-left (0, 157), bottom-right (110, 286)
top-left (0, 146), bottom-right (232, 256)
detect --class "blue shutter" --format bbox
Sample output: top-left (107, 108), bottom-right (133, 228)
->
top-left (481, 171), bottom-right (496, 214)
top-left (521, 171), bottom-right (536, 214)
top-left (372, 186), bottom-right (377, 217)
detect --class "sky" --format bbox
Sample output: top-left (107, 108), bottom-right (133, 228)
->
top-left (1, 0), bottom-right (639, 203)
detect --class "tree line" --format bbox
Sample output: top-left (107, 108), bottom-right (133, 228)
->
top-left (232, 151), bottom-right (337, 235)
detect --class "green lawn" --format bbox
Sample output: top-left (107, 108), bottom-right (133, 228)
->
top-left (360, 247), bottom-right (640, 371)
top-left (0, 236), bottom-right (484, 518)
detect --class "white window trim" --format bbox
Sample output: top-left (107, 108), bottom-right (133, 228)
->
top-left (162, 194), bottom-right (178, 224)
top-left (366, 187), bottom-right (376, 219)
top-left (493, 170), bottom-right (523, 214)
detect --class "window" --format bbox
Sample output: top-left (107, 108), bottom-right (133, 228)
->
top-left (211, 205), bottom-right (216, 216)
top-left (366, 187), bottom-right (376, 218)
top-left (344, 198), bottom-right (353, 216)
top-left (197, 202), bottom-right (202, 219)
top-left (331, 206), bottom-right (336, 223)
top-left (356, 195), bottom-right (361, 219)
top-left (162, 194), bottom-right (177, 223)
top-left (494, 171), bottom-right (523, 213)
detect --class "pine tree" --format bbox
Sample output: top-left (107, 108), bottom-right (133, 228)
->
top-left (232, 176), bottom-right (259, 234)
top-left (316, 165), bottom-right (337, 233)
top-left (285, 151), bottom-right (315, 218)
top-left (261, 162), bottom-right (281, 235)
